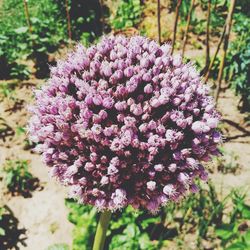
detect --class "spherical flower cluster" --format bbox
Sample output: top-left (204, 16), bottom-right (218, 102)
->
top-left (28, 36), bottom-right (222, 213)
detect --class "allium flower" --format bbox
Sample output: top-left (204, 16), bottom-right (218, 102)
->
top-left (28, 36), bottom-right (221, 213)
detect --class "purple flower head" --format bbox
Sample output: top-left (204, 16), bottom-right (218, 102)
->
top-left (28, 36), bottom-right (221, 213)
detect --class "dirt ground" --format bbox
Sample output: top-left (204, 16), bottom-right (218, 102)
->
top-left (211, 88), bottom-right (250, 200)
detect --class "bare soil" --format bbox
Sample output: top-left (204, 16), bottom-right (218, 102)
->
top-left (211, 88), bottom-right (250, 200)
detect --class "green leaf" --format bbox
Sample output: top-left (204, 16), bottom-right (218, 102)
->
top-left (40, 37), bottom-right (49, 42)
top-left (46, 243), bottom-right (70, 250)
top-left (138, 233), bottom-right (152, 249)
top-left (36, 47), bottom-right (47, 52)
top-left (112, 234), bottom-right (127, 245)
top-left (14, 27), bottom-right (28, 34)
top-left (242, 204), bottom-right (250, 219)
top-left (18, 43), bottom-right (28, 50)
top-left (226, 242), bottom-right (247, 250)
top-left (30, 17), bottom-right (40, 23)
top-left (124, 224), bottom-right (137, 238)
top-left (0, 227), bottom-right (5, 236)
top-left (16, 127), bottom-right (26, 136)
top-left (215, 224), bottom-right (235, 240)
top-left (5, 172), bottom-right (14, 185)
top-left (141, 217), bottom-right (160, 230)
top-left (30, 34), bottom-right (39, 40)
top-left (125, 20), bottom-right (133, 27)
top-left (77, 17), bottom-right (84, 24)
top-left (244, 230), bottom-right (250, 246)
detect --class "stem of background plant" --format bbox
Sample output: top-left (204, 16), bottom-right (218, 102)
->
top-left (100, 0), bottom-right (105, 35)
top-left (214, 0), bottom-right (236, 106)
top-left (204, 0), bottom-right (211, 74)
top-left (203, 24), bottom-right (226, 83)
top-left (65, 0), bottom-right (72, 41)
top-left (171, 0), bottom-right (182, 55)
top-left (181, 0), bottom-right (195, 58)
top-left (93, 210), bottom-right (112, 250)
top-left (23, 0), bottom-right (32, 33)
top-left (157, 0), bottom-right (161, 45)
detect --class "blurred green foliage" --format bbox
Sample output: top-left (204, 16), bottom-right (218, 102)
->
top-left (65, 199), bottom-right (158, 250)
top-left (65, 182), bottom-right (250, 249)
top-left (0, 82), bottom-right (17, 100)
top-left (110, 0), bottom-right (141, 30)
top-left (0, 0), bottom-right (66, 79)
top-left (65, 199), bottom-right (97, 250)
top-left (178, 0), bottom-right (227, 37)
top-left (226, 13), bottom-right (250, 111)
top-left (0, 0), bottom-right (103, 79)
top-left (216, 191), bottom-right (250, 249)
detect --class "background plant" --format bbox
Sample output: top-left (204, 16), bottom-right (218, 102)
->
top-left (66, 199), bottom-right (159, 250)
top-left (54, 0), bottom-right (103, 45)
top-left (0, 82), bottom-right (17, 101)
top-left (1, 159), bottom-right (39, 197)
top-left (0, 0), bottom-right (66, 79)
top-left (110, 0), bottom-right (142, 30)
top-left (225, 13), bottom-right (250, 112)
top-left (0, 0), bottom-right (103, 79)
top-left (64, 182), bottom-right (250, 250)
top-left (215, 191), bottom-right (250, 249)
top-left (65, 199), bottom-right (97, 250)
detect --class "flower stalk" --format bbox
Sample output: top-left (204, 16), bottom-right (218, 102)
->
top-left (93, 210), bottom-right (112, 250)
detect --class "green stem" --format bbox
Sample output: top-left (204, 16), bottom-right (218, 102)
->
top-left (93, 210), bottom-right (112, 250)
